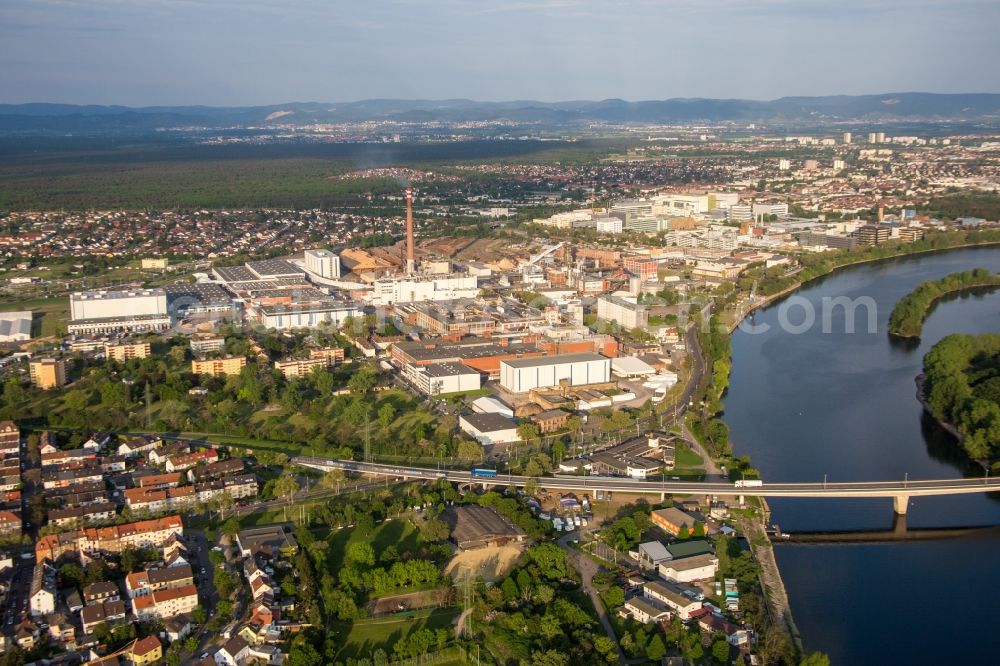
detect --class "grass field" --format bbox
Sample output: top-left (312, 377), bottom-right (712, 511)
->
top-left (332, 606), bottom-right (460, 660)
top-left (0, 296), bottom-right (69, 338)
top-left (674, 441), bottom-right (704, 468)
top-left (325, 518), bottom-right (427, 572)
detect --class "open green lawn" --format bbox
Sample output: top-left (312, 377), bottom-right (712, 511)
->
top-left (332, 607), bottom-right (460, 660)
top-left (674, 441), bottom-right (704, 468)
top-left (326, 518), bottom-right (426, 572)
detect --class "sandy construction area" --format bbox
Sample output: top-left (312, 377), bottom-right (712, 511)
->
top-left (445, 544), bottom-right (524, 583)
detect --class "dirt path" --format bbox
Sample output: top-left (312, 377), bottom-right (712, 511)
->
top-left (557, 533), bottom-right (647, 665)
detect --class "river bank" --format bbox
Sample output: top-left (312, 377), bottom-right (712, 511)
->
top-left (722, 245), bottom-right (1000, 665)
top-left (914, 374), bottom-right (965, 443)
top-left (739, 500), bottom-right (803, 654)
top-left (726, 237), bottom-right (1000, 335)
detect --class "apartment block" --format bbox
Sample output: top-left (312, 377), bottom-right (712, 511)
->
top-left (29, 358), bottom-right (67, 389)
top-left (191, 356), bottom-right (246, 376)
top-left (104, 342), bottom-right (151, 361)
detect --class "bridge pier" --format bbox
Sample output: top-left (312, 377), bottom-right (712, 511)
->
top-left (893, 494), bottom-right (910, 515)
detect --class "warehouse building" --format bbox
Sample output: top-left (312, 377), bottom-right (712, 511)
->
top-left (499, 352), bottom-right (610, 393)
top-left (68, 289), bottom-right (172, 334)
top-left (253, 300), bottom-right (363, 330)
top-left (0, 311), bottom-right (31, 342)
top-left (459, 413), bottom-right (519, 445)
top-left (444, 505), bottom-right (526, 551)
top-left (71, 289), bottom-right (167, 321)
top-left (371, 274), bottom-right (479, 306)
top-left (246, 259), bottom-right (305, 280)
top-left (162, 283), bottom-right (234, 316)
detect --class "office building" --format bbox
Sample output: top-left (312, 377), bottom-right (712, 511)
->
top-left (29, 358), bottom-right (67, 389)
top-left (403, 362), bottom-right (481, 396)
top-left (595, 217), bottom-right (623, 234)
top-left (842, 132), bottom-right (852, 144)
top-left (610, 199), bottom-right (654, 219)
top-left (625, 216), bottom-right (668, 234)
top-left (596, 294), bottom-right (649, 329)
top-left (855, 224), bottom-right (892, 246)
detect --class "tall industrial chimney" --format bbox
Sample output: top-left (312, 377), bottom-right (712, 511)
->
top-left (405, 187), bottom-right (415, 275)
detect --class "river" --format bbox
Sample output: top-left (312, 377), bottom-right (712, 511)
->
top-left (723, 246), bottom-right (1000, 665)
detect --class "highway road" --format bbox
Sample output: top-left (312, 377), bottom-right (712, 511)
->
top-left (293, 456), bottom-right (1000, 514)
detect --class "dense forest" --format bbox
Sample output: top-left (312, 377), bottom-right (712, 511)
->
top-left (922, 333), bottom-right (1000, 464)
top-left (921, 190), bottom-right (1000, 221)
top-left (888, 268), bottom-right (1000, 338)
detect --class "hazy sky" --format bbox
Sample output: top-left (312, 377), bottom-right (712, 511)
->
top-left (2, 0), bottom-right (999, 106)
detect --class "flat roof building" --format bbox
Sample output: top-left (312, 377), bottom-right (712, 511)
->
top-left (304, 248), bottom-right (342, 280)
top-left (499, 352), bottom-right (610, 393)
top-left (29, 358), bottom-right (67, 389)
top-left (459, 412), bottom-right (519, 446)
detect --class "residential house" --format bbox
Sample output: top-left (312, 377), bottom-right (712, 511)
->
top-left (131, 584), bottom-right (198, 620)
top-left (80, 600), bottom-right (127, 634)
top-left (658, 554), bottom-right (719, 583)
top-left (130, 635), bottom-right (163, 666)
top-left (29, 562), bottom-right (57, 617)
top-left (215, 635), bottom-right (251, 666)
top-left (83, 581), bottom-right (120, 605)
top-left (651, 507), bottom-right (703, 537)
top-left (643, 580), bottom-right (702, 620)
top-left (623, 596), bottom-right (671, 625)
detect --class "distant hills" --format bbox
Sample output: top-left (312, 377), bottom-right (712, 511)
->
top-left (1, 93), bottom-right (999, 134)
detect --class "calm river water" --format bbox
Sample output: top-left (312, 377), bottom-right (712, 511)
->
top-left (724, 246), bottom-right (1000, 665)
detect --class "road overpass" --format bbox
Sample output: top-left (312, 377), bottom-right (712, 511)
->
top-left (293, 456), bottom-right (1000, 515)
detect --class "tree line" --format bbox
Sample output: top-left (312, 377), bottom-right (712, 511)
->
top-left (888, 268), bottom-right (1000, 338)
top-left (923, 333), bottom-right (1000, 464)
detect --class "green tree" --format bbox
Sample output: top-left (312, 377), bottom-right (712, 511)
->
top-left (274, 475), bottom-right (300, 504)
top-left (348, 365), bottom-right (377, 395)
top-left (647, 634), bottom-right (667, 660)
top-left (800, 653), bottom-right (831, 666)
top-left (420, 518), bottom-right (450, 542)
top-left (712, 638), bottom-right (730, 663)
top-left (346, 541), bottom-right (376, 568)
top-left (455, 439), bottom-right (482, 461)
top-left (517, 422), bottom-right (540, 443)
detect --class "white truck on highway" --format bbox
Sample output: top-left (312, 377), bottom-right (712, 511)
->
top-left (734, 479), bottom-right (763, 488)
